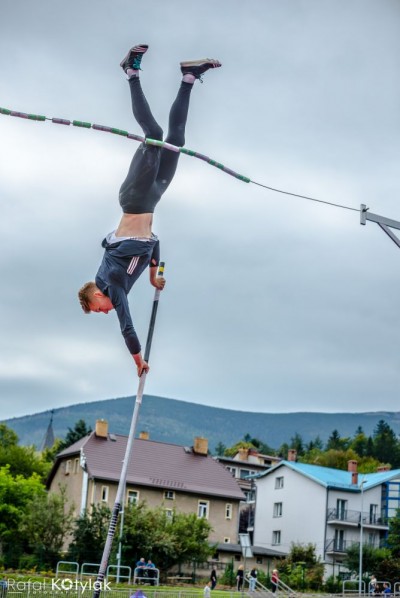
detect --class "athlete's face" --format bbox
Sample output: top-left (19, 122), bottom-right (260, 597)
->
top-left (89, 293), bottom-right (114, 314)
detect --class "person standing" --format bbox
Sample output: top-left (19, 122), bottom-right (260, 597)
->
top-left (249, 568), bottom-right (258, 591)
top-left (210, 568), bottom-right (217, 590)
top-left (271, 569), bottom-right (279, 593)
top-left (204, 581), bottom-right (212, 598)
top-left (236, 565), bottom-right (244, 591)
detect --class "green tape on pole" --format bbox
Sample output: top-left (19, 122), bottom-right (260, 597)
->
top-left (238, 175), bottom-right (251, 183)
top-left (111, 128), bottom-right (128, 136)
top-left (180, 148), bottom-right (196, 156)
top-left (0, 107), bottom-right (11, 115)
top-left (72, 120), bottom-right (92, 128)
top-left (28, 114), bottom-right (46, 121)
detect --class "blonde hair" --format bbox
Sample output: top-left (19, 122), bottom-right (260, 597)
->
top-left (78, 282), bottom-right (97, 314)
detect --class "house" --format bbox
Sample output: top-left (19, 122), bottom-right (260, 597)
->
top-left (253, 451), bottom-right (400, 578)
top-left (47, 420), bottom-right (285, 574)
top-left (47, 420), bottom-right (245, 546)
top-left (215, 447), bottom-right (281, 540)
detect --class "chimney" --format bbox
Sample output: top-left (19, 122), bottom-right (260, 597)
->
top-left (377, 465), bottom-right (391, 472)
top-left (193, 437), bottom-right (208, 456)
top-left (139, 431), bottom-right (149, 440)
top-left (95, 419), bottom-right (108, 438)
top-left (288, 449), bottom-right (297, 462)
top-left (238, 447), bottom-right (249, 461)
top-left (348, 460), bottom-right (358, 485)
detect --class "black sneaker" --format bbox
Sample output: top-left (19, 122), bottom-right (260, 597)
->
top-left (180, 58), bottom-right (221, 80)
top-left (120, 44), bottom-right (149, 72)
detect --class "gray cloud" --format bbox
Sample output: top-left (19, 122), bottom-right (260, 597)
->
top-left (1, 0), bottom-right (400, 420)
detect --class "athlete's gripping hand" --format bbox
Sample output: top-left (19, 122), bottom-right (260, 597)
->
top-left (151, 276), bottom-right (166, 290)
top-left (133, 353), bottom-right (150, 377)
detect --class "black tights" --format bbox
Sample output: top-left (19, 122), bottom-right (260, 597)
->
top-left (119, 77), bottom-right (193, 214)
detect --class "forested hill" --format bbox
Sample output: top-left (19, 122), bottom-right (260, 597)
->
top-left (3, 394), bottom-right (400, 451)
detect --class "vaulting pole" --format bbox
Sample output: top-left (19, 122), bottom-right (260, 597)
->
top-left (93, 262), bottom-right (165, 598)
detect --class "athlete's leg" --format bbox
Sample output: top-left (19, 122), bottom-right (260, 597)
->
top-left (155, 59), bottom-right (221, 196)
top-left (118, 47), bottom-right (163, 213)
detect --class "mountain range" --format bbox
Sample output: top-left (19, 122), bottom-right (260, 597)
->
top-left (2, 394), bottom-right (400, 452)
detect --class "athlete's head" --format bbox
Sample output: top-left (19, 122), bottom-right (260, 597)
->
top-left (78, 282), bottom-right (114, 314)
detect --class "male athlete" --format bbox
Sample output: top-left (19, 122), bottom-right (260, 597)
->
top-left (78, 45), bottom-right (221, 376)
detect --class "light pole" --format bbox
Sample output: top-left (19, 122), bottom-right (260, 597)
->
top-left (358, 477), bottom-right (367, 596)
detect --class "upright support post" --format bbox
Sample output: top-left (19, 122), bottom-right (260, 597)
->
top-left (360, 204), bottom-right (400, 249)
top-left (92, 262), bottom-right (165, 598)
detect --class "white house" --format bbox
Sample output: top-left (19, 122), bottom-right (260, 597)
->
top-left (253, 453), bottom-right (400, 578)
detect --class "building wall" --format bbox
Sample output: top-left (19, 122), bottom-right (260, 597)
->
top-left (254, 467), bottom-right (327, 558)
top-left (90, 480), bottom-right (239, 543)
top-left (49, 454), bottom-right (84, 516)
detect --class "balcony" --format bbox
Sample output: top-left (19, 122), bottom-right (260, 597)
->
top-left (326, 508), bottom-right (388, 529)
top-left (325, 537), bottom-right (387, 555)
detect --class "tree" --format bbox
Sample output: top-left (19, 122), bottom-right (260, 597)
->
top-left (19, 485), bottom-right (75, 568)
top-left (289, 433), bottom-right (305, 456)
top-left (0, 465), bottom-right (46, 567)
top-left (343, 543), bottom-right (390, 576)
top-left (350, 428), bottom-right (368, 458)
top-left (372, 420), bottom-right (400, 467)
top-left (214, 442), bottom-right (226, 456)
top-left (121, 503), bottom-right (214, 573)
top-left (0, 424), bottom-right (49, 479)
top-left (278, 543), bottom-right (324, 591)
top-left (387, 508), bottom-right (400, 557)
top-left (68, 504), bottom-right (112, 563)
top-left (59, 420), bottom-right (92, 451)
top-left (326, 430), bottom-right (350, 451)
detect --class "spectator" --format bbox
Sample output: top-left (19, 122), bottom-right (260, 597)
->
top-left (249, 568), bottom-right (258, 591)
top-left (210, 568), bottom-right (217, 590)
top-left (204, 581), bottom-right (212, 598)
top-left (383, 584), bottom-right (391, 596)
top-left (271, 569), bottom-right (279, 593)
top-left (236, 565), bottom-right (244, 592)
top-left (370, 576), bottom-right (377, 595)
top-left (147, 560), bottom-right (156, 586)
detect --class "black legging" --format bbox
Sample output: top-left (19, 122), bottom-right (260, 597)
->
top-left (119, 76), bottom-right (193, 214)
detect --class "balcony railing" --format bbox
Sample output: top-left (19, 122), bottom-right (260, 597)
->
top-left (326, 508), bottom-right (388, 527)
top-left (326, 537), bottom-right (387, 554)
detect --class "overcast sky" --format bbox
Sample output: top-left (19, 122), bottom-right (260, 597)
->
top-left (1, 0), bottom-right (400, 420)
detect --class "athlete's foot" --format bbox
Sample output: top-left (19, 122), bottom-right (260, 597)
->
top-left (120, 44), bottom-right (149, 73)
top-left (180, 59), bottom-right (221, 81)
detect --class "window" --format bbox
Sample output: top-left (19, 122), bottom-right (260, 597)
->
top-left (256, 557), bottom-right (263, 564)
top-left (65, 460), bottom-right (72, 475)
top-left (198, 500), bottom-right (209, 519)
top-left (223, 537), bottom-right (230, 543)
top-left (275, 476), bottom-right (284, 489)
top-left (273, 502), bottom-right (283, 517)
top-left (334, 529), bottom-right (345, 551)
top-left (164, 490), bottom-right (175, 500)
top-left (127, 490), bottom-right (139, 505)
top-left (101, 486), bottom-right (109, 503)
top-left (240, 469), bottom-right (256, 479)
top-left (272, 530), bottom-right (281, 545)
top-left (336, 499), bottom-right (347, 521)
top-left (226, 466), bottom-right (237, 477)
top-left (165, 508), bottom-right (173, 520)
top-left (368, 532), bottom-right (377, 547)
top-left (225, 504), bottom-right (232, 519)
top-left (73, 458), bottom-right (79, 474)
top-left (369, 504), bottom-right (378, 524)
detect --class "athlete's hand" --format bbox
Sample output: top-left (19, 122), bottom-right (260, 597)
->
top-left (133, 353), bottom-right (150, 377)
top-left (151, 276), bottom-right (166, 290)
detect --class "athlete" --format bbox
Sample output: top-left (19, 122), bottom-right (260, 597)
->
top-left (78, 45), bottom-right (221, 376)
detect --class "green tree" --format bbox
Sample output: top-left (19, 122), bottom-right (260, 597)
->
top-left (387, 508), bottom-right (400, 557)
top-left (19, 485), bottom-right (75, 568)
top-left (278, 543), bottom-right (323, 591)
top-left (0, 424), bottom-right (49, 479)
top-left (350, 427), bottom-right (369, 457)
top-left (121, 503), bottom-right (213, 574)
top-left (290, 433), bottom-right (305, 456)
top-left (224, 441), bottom-right (255, 458)
top-left (343, 543), bottom-right (390, 575)
top-left (326, 430), bottom-right (350, 451)
top-left (59, 419), bottom-right (92, 451)
top-left (214, 442), bottom-right (226, 456)
top-left (372, 420), bottom-right (400, 467)
top-left (68, 504), bottom-right (112, 563)
top-left (0, 465), bottom-right (46, 567)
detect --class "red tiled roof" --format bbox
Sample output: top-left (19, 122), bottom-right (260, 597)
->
top-left (52, 433), bottom-right (245, 500)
